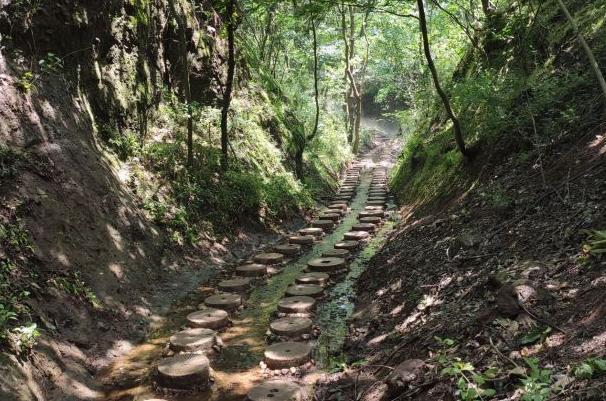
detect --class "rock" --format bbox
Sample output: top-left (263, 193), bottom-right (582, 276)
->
top-left (495, 284), bottom-right (520, 318)
top-left (386, 359), bottom-right (426, 391)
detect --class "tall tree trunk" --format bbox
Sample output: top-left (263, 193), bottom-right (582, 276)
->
top-left (173, 1), bottom-right (193, 168)
top-left (340, 5), bottom-right (351, 133)
top-left (417, 0), bottom-right (468, 157)
top-left (221, 0), bottom-right (237, 171)
top-left (555, 0), bottom-right (606, 100)
top-left (308, 16), bottom-right (320, 140)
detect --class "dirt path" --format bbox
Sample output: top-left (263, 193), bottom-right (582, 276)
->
top-left (99, 128), bottom-right (402, 401)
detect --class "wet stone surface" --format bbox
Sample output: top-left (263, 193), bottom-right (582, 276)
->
top-left (236, 263), bottom-right (268, 277)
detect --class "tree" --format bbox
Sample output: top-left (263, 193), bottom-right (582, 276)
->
top-left (555, 0), bottom-right (606, 101)
top-left (220, 0), bottom-right (238, 171)
top-left (340, 3), bottom-right (362, 154)
top-left (416, 0), bottom-right (469, 157)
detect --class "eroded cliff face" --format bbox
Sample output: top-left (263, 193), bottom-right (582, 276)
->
top-left (0, 1), bottom-right (227, 399)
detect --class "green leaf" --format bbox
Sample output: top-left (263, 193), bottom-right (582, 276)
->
top-left (574, 363), bottom-right (593, 379)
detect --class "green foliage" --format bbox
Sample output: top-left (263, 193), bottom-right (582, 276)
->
top-left (520, 358), bottom-right (552, 401)
top-left (574, 358), bottom-right (606, 379)
top-left (39, 52), bottom-right (63, 74)
top-left (583, 229), bottom-right (606, 257)
top-left (0, 147), bottom-right (25, 182)
top-left (50, 274), bottom-right (101, 308)
top-left (15, 71), bottom-right (35, 93)
top-left (108, 131), bottom-right (141, 161)
top-left (11, 323), bottom-right (40, 353)
top-left (519, 326), bottom-right (552, 346)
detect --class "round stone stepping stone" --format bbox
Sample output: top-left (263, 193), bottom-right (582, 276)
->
top-left (278, 296), bottom-right (316, 313)
top-left (333, 196), bottom-right (352, 202)
top-left (187, 308), bottom-right (229, 330)
top-left (285, 284), bottom-right (323, 298)
top-left (289, 235), bottom-right (315, 246)
top-left (360, 216), bottom-right (382, 224)
top-left (334, 240), bottom-right (359, 251)
top-left (326, 206), bottom-right (346, 215)
top-left (319, 213), bottom-right (340, 222)
top-left (157, 353), bottom-right (210, 390)
top-left (352, 223), bottom-right (376, 232)
top-left (359, 210), bottom-right (384, 218)
top-left (298, 227), bottom-right (324, 238)
top-left (296, 272), bottom-right (330, 285)
top-left (264, 342), bottom-right (312, 369)
top-left (254, 252), bottom-right (284, 265)
top-left (247, 380), bottom-right (302, 401)
top-left (367, 200), bottom-right (387, 206)
top-left (274, 243), bottom-right (301, 256)
top-left (364, 206), bottom-right (384, 211)
top-left (322, 248), bottom-right (350, 258)
top-left (236, 263), bottom-right (268, 277)
top-left (368, 196), bottom-right (387, 202)
top-left (270, 316), bottom-right (313, 337)
top-left (369, 192), bottom-right (387, 198)
top-left (344, 231), bottom-right (370, 240)
top-left (204, 293), bottom-right (242, 311)
top-left (307, 257), bottom-right (346, 273)
top-left (169, 328), bottom-right (216, 352)
top-left (312, 220), bottom-right (335, 230)
top-left (218, 278), bottom-right (251, 293)
top-left (329, 202), bottom-right (348, 208)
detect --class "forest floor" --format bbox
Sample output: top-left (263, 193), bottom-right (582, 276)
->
top-left (315, 130), bottom-right (606, 400)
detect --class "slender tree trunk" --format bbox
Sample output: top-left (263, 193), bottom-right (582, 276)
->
top-left (555, 0), bottom-right (606, 100)
top-left (173, 2), bottom-right (193, 168)
top-left (308, 17), bottom-right (320, 140)
top-left (221, 0), bottom-right (237, 171)
top-left (340, 5), bottom-right (351, 133)
top-left (417, 0), bottom-right (468, 157)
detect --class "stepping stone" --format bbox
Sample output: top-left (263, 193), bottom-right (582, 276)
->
top-left (247, 380), bottom-right (302, 401)
top-left (296, 272), bottom-right (330, 286)
top-left (285, 284), bottom-right (324, 298)
top-left (236, 263), bottom-right (268, 277)
top-left (352, 223), bottom-right (376, 232)
top-left (307, 257), bottom-right (346, 273)
top-left (340, 186), bottom-right (356, 191)
top-left (312, 220), bottom-right (335, 231)
top-left (334, 240), bottom-right (359, 251)
top-left (264, 342), bottom-right (312, 369)
top-left (338, 191), bottom-right (355, 197)
top-left (333, 196), bottom-right (352, 202)
top-left (367, 200), bottom-right (386, 206)
top-left (327, 205), bottom-right (347, 214)
top-left (368, 196), bottom-right (387, 202)
top-left (204, 293), bottom-right (242, 311)
top-left (369, 192), bottom-right (387, 197)
top-left (274, 244), bottom-right (301, 256)
top-left (270, 316), bottom-right (313, 337)
top-left (156, 353), bottom-right (210, 390)
top-left (364, 206), bottom-right (384, 211)
top-left (278, 296), bottom-right (316, 313)
top-left (329, 201), bottom-right (348, 208)
top-left (344, 231), bottom-right (370, 240)
top-left (187, 308), bottom-right (229, 330)
top-left (319, 213), bottom-right (340, 222)
top-left (289, 235), bottom-right (315, 246)
top-left (254, 252), bottom-right (284, 265)
top-left (324, 208), bottom-right (345, 217)
top-left (298, 227), bottom-right (324, 238)
top-left (169, 328), bottom-right (216, 352)
top-left (359, 210), bottom-right (384, 218)
top-left (218, 278), bottom-right (251, 293)
top-left (360, 216), bottom-right (382, 224)
top-left (322, 248), bottom-right (350, 259)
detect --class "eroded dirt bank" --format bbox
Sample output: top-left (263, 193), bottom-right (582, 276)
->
top-left (316, 131), bottom-right (606, 400)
